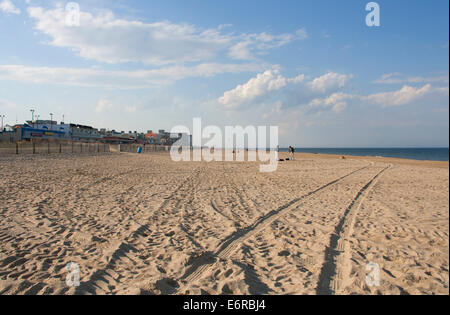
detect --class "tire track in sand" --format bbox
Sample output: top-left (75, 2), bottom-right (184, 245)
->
top-left (73, 165), bottom-right (205, 294)
top-left (178, 163), bottom-right (373, 288)
top-left (315, 164), bottom-right (392, 295)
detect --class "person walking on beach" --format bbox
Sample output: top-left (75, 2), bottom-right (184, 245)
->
top-left (289, 146), bottom-right (295, 161)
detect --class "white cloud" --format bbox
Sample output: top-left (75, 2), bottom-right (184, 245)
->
top-left (366, 84), bottom-right (433, 107)
top-left (218, 70), bottom-right (448, 115)
top-left (27, 6), bottom-right (227, 65)
top-left (0, 0), bottom-right (21, 14)
top-left (27, 5), bottom-right (306, 65)
top-left (228, 29), bottom-right (307, 60)
top-left (218, 69), bottom-right (289, 109)
top-left (0, 63), bottom-right (262, 89)
top-left (95, 99), bottom-right (114, 113)
top-left (374, 73), bottom-right (449, 84)
top-left (295, 28), bottom-right (308, 40)
top-left (287, 74), bottom-right (306, 84)
top-left (262, 101), bottom-right (283, 119)
top-left (219, 70), bottom-right (352, 111)
top-left (308, 92), bottom-right (356, 113)
top-left (308, 72), bottom-right (353, 93)
top-left (228, 42), bottom-right (253, 60)
top-left (307, 84), bottom-right (448, 111)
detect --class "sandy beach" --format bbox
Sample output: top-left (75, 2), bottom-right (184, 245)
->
top-left (0, 152), bottom-right (448, 295)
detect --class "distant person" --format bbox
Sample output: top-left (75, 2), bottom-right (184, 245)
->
top-left (289, 146), bottom-right (295, 161)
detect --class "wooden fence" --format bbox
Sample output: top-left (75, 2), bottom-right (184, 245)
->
top-left (0, 142), bottom-right (170, 156)
top-left (0, 142), bottom-right (110, 156)
top-left (118, 144), bottom-right (170, 153)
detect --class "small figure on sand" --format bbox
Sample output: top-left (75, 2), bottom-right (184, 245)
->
top-left (289, 146), bottom-right (295, 161)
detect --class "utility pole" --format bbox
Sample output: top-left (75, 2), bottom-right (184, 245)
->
top-left (1, 115), bottom-right (5, 132)
top-left (30, 109), bottom-right (35, 127)
top-left (50, 113), bottom-right (53, 130)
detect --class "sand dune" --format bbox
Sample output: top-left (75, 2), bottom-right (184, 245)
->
top-left (0, 152), bottom-right (448, 295)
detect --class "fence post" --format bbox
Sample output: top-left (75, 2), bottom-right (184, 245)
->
top-left (16, 142), bottom-right (19, 155)
top-left (33, 142), bottom-right (36, 154)
top-left (48, 142), bottom-right (50, 154)
top-left (59, 143), bottom-right (62, 154)
top-left (72, 142), bottom-right (74, 154)
top-left (80, 143), bottom-right (83, 153)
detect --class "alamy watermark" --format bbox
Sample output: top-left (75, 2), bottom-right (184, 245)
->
top-left (170, 118), bottom-right (279, 173)
top-left (65, 2), bottom-right (80, 27)
top-left (365, 262), bottom-right (380, 287)
top-left (66, 262), bottom-right (80, 287)
top-left (366, 2), bottom-right (380, 27)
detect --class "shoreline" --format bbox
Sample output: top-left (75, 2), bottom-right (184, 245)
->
top-left (277, 148), bottom-right (449, 163)
top-left (1, 149), bottom-right (448, 168)
top-left (285, 152), bottom-right (449, 168)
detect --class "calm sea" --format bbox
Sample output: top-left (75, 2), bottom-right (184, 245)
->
top-left (279, 148), bottom-right (449, 162)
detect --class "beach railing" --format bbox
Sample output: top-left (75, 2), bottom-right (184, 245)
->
top-left (118, 144), bottom-right (170, 153)
top-left (0, 142), bottom-right (110, 156)
top-left (0, 142), bottom-right (171, 156)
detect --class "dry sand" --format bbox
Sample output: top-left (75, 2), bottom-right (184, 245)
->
top-left (0, 151), bottom-right (448, 295)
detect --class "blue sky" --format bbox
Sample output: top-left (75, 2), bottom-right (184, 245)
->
top-left (0, 0), bottom-right (448, 147)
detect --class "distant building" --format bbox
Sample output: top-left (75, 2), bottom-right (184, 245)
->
top-left (5, 123), bottom-right (66, 141)
top-left (144, 129), bottom-right (189, 146)
top-left (1, 118), bottom-right (190, 146)
top-left (0, 125), bottom-right (21, 142)
top-left (68, 124), bottom-right (102, 141)
top-left (26, 120), bottom-right (69, 134)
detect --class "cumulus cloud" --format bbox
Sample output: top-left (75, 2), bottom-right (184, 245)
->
top-left (219, 70), bottom-right (352, 110)
top-left (308, 72), bottom-right (353, 93)
top-left (0, 0), bottom-right (21, 14)
top-left (365, 84), bottom-right (436, 107)
top-left (218, 69), bottom-right (291, 109)
top-left (27, 5), bottom-right (307, 65)
top-left (307, 84), bottom-right (448, 111)
top-left (0, 63), bottom-right (262, 89)
top-left (374, 73), bottom-right (449, 84)
top-left (308, 92), bottom-right (356, 113)
top-left (218, 70), bottom-right (448, 115)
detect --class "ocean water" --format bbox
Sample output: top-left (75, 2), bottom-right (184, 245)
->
top-left (278, 148), bottom-right (449, 162)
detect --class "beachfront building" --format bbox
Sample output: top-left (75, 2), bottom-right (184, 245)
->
top-left (144, 130), bottom-right (190, 146)
top-left (68, 124), bottom-right (103, 142)
top-left (26, 120), bottom-right (69, 134)
top-left (1, 118), bottom-right (189, 146)
top-left (100, 130), bottom-right (138, 144)
top-left (24, 120), bottom-right (103, 141)
top-left (0, 125), bottom-right (22, 142)
top-left (2, 123), bottom-right (66, 141)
